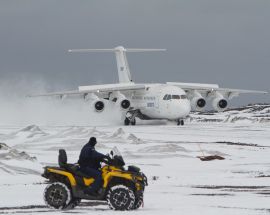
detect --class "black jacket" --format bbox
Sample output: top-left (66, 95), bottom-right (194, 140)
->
top-left (78, 143), bottom-right (106, 169)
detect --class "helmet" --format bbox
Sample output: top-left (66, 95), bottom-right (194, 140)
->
top-left (88, 137), bottom-right (97, 146)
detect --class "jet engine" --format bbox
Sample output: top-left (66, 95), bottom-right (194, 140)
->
top-left (212, 97), bottom-right (228, 112)
top-left (94, 100), bottom-right (105, 112)
top-left (190, 91), bottom-right (206, 111)
top-left (120, 99), bottom-right (131, 110)
top-left (84, 93), bottom-right (105, 112)
top-left (191, 97), bottom-right (206, 111)
top-left (111, 92), bottom-right (131, 110)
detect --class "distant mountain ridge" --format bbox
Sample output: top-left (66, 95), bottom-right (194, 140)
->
top-left (188, 104), bottom-right (270, 123)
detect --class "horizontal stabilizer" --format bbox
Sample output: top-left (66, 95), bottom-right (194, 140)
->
top-left (69, 46), bottom-right (166, 83)
top-left (68, 48), bottom-right (166, 53)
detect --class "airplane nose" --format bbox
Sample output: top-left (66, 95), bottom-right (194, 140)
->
top-left (167, 99), bottom-right (191, 120)
top-left (180, 100), bottom-right (191, 116)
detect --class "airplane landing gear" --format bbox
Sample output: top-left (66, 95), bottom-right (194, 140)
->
top-left (131, 119), bottom-right (136, 126)
top-left (177, 119), bottom-right (184, 126)
top-left (124, 110), bottom-right (138, 126)
top-left (124, 117), bottom-right (136, 126)
top-left (124, 117), bottom-right (130, 126)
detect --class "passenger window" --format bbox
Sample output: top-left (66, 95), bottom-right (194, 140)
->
top-left (172, 95), bottom-right (180, 99)
top-left (167, 95), bottom-right (171, 100)
top-left (181, 95), bottom-right (187, 99)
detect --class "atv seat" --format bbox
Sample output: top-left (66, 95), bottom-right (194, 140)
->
top-left (58, 149), bottom-right (79, 172)
top-left (58, 149), bottom-right (91, 178)
top-left (58, 149), bottom-right (68, 168)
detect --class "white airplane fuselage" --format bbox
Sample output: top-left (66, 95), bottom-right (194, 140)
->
top-left (129, 84), bottom-right (191, 120)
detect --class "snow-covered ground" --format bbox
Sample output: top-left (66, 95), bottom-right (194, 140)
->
top-left (1, 105), bottom-right (270, 214)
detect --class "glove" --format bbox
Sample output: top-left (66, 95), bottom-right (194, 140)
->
top-left (103, 155), bottom-right (112, 164)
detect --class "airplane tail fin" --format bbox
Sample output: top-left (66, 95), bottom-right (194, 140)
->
top-left (68, 46), bottom-right (166, 83)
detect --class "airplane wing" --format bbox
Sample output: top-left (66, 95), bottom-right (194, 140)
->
top-left (28, 83), bottom-right (145, 98)
top-left (167, 82), bottom-right (268, 98)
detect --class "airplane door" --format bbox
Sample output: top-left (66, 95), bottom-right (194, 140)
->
top-left (155, 95), bottom-right (159, 109)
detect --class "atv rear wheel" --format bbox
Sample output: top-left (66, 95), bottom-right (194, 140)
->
top-left (107, 185), bottom-right (135, 210)
top-left (44, 182), bottom-right (71, 209)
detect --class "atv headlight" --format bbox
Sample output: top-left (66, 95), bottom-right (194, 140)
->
top-left (135, 182), bottom-right (143, 191)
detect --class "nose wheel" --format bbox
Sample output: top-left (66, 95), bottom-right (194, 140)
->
top-left (177, 119), bottom-right (184, 126)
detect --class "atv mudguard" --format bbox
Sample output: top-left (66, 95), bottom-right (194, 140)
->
top-left (44, 167), bottom-right (77, 186)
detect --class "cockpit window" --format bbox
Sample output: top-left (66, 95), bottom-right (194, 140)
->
top-left (164, 94), bottom-right (187, 100)
top-left (172, 95), bottom-right (180, 99)
top-left (163, 95), bottom-right (168, 100)
top-left (163, 94), bottom-right (172, 100)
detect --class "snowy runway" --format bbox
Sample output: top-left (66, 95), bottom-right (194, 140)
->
top-left (1, 122), bottom-right (270, 214)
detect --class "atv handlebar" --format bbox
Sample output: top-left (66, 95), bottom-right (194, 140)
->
top-left (102, 155), bottom-right (112, 165)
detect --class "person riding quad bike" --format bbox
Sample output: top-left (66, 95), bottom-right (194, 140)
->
top-left (78, 137), bottom-right (110, 195)
top-left (42, 142), bottom-right (148, 210)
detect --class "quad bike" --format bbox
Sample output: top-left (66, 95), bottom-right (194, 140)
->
top-left (42, 147), bottom-right (148, 210)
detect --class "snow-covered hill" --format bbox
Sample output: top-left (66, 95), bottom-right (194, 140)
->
top-left (0, 142), bottom-right (41, 175)
top-left (0, 104), bottom-right (270, 214)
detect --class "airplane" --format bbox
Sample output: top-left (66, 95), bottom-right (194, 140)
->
top-left (29, 46), bottom-right (268, 126)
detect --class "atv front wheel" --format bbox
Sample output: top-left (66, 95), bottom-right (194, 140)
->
top-left (107, 185), bottom-right (135, 210)
top-left (44, 182), bottom-right (71, 209)
top-left (133, 193), bottom-right (144, 210)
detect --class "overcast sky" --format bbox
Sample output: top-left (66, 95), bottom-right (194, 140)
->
top-left (0, 0), bottom-right (269, 106)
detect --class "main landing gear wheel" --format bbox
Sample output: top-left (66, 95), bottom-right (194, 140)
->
top-left (177, 119), bottom-right (184, 126)
top-left (125, 109), bottom-right (139, 126)
top-left (131, 119), bottom-right (136, 126)
top-left (107, 185), bottom-right (135, 210)
top-left (124, 117), bottom-right (130, 126)
top-left (124, 117), bottom-right (136, 126)
top-left (44, 182), bottom-right (71, 209)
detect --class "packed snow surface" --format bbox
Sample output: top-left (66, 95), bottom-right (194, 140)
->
top-left (0, 105), bottom-right (270, 214)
